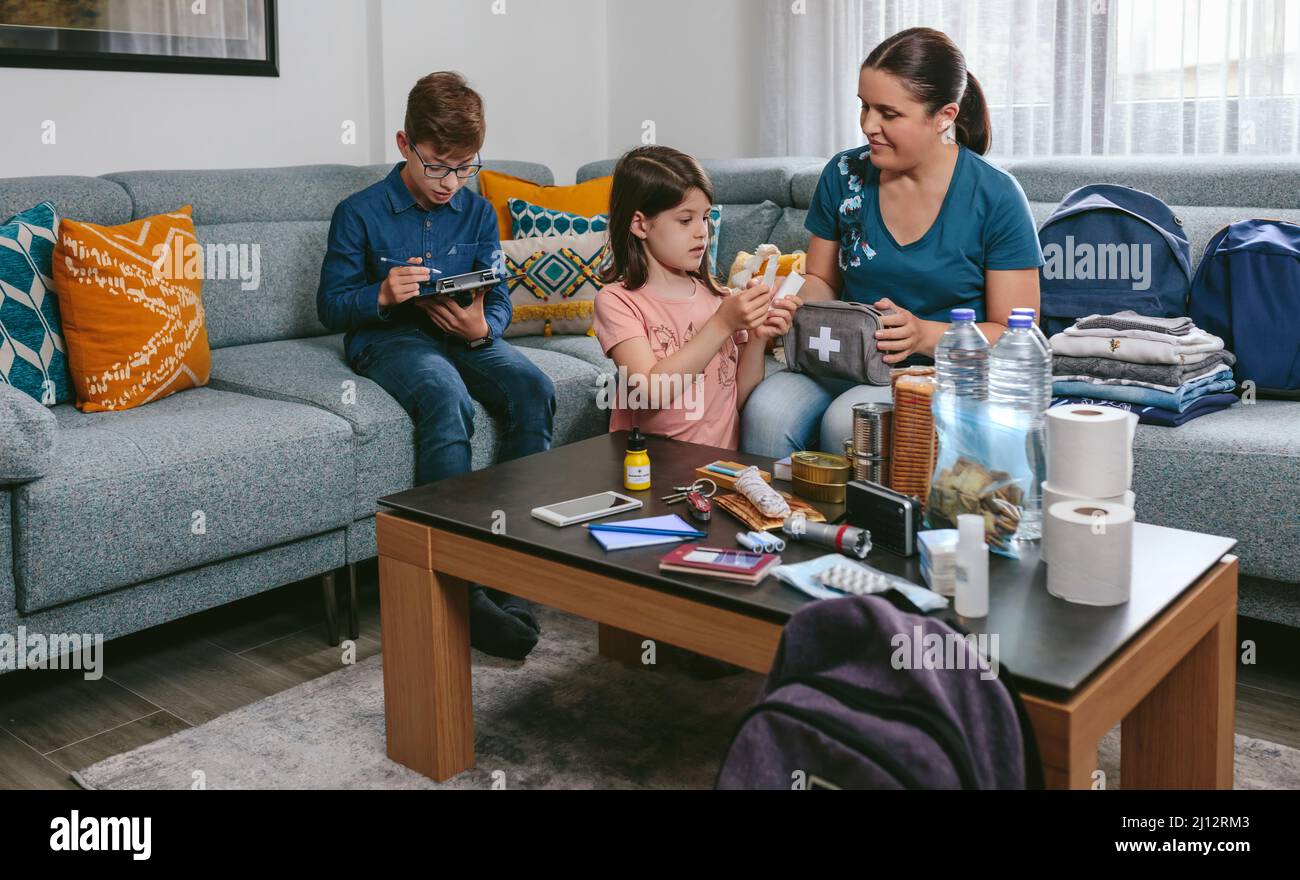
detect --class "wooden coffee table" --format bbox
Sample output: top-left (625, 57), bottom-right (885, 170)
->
top-left (376, 432), bottom-right (1238, 789)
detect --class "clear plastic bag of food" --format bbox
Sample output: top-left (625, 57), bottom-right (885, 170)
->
top-left (925, 394), bottom-right (1031, 558)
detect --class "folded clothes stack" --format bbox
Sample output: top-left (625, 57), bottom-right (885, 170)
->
top-left (1048, 310), bottom-right (1239, 426)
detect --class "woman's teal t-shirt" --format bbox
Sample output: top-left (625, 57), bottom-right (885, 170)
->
top-left (805, 145), bottom-right (1044, 323)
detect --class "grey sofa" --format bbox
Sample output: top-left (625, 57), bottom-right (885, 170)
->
top-left (1, 155), bottom-right (1297, 669)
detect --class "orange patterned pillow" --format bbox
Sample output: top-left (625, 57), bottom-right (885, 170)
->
top-left (478, 170), bottom-right (612, 239)
top-left (53, 206), bottom-right (210, 412)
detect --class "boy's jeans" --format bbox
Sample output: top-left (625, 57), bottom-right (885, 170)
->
top-left (352, 327), bottom-right (556, 485)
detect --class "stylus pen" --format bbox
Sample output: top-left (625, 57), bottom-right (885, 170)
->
top-left (378, 256), bottom-right (443, 274)
top-left (586, 524), bottom-right (707, 538)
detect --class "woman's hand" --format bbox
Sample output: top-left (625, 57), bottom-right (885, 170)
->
top-left (872, 297), bottom-right (925, 364)
top-left (754, 293), bottom-right (801, 340)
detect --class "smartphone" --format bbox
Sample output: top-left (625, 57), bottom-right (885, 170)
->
top-left (531, 491), bottom-right (643, 527)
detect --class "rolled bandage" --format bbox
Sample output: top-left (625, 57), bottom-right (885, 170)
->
top-left (735, 465), bottom-right (790, 519)
top-left (772, 271), bottom-right (804, 304)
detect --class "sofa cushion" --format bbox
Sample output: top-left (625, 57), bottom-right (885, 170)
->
top-left (209, 333), bottom-right (611, 514)
top-left (208, 334), bottom-right (414, 520)
top-left (1131, 399), bottom-right (1300, 583)
top-left (0, 201), bottom-right (73, 405)
top-left (0, 176), bottom-right (132, 228)
top-left (769, 207), bottom-right (811, 255)
top-left (509, 333), bottom-right (614, 371)
top-left (54, 206), bottom-right (212, 412)
top-left (0, 383), bottom-right (55, 484)
top-left (716, 201), bottom-right (783, 280)
top-left (11, 387), bottom-right (354, 612)
top-left (1000, 157), bottom-right (1300, 209)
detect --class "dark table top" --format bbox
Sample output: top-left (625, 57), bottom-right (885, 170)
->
top-left (380, 431), bottom-right (1237, 700)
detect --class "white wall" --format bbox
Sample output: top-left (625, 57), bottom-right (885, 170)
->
top-left (374, 0), bottom-right (609, 185)
top-left (0, 0), bottom-right (759, 182)
top-left (605, 0), bottom-right (763, 164)
top-left (0, 0), bottom-right (375, 177)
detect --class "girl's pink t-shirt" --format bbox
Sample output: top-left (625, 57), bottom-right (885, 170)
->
top-left (593, 278), bottom-right (747, 449)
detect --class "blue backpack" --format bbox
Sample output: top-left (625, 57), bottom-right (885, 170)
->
top-left (1037, 184), bottom-right (1193, 336)
top-left (1190, 219), bottom-right (1300, 398)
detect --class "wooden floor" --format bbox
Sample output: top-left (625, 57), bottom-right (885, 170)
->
top-left (1, 564), bottom-right (1296, 789)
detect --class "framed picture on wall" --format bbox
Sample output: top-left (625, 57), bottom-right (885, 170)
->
top-left (0, 0), bottom-right (277, 77)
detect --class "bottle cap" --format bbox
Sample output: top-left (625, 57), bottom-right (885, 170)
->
top-left (950, 308), bottom-right (976, 322)
top-left (1011, 307), bottom-right (1037, 317)
top-left (1008, 314), bottom-right (1033, 328)
top-left (627, 427), bottom-right (647, 451)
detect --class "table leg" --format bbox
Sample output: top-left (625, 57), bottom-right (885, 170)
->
top-left (378, 554), bottom-right (474, 781)
top-left (1121, 604), bottom-right (1236, 789)
top-left (598, 623), bottom-right (652, 669)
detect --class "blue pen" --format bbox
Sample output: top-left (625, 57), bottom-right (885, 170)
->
top-left (378, 256), bottom-right (442, 274)
top-left (587, 524), bottom-right (706, 539)
top-left (705, 463), bottom-right (740, 477)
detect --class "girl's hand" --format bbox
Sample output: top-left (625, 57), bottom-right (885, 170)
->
top-left (755, 293), bottom-right (801, 340)
top-left (872, 297), bottom-right (923, 364)
top-left (718, 283), bottom-right (773, 333)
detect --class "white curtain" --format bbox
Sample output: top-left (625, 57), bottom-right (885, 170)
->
top-left (761, 0), bottom-right (1300, 158)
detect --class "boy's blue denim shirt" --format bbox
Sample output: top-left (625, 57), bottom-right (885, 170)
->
top-left (316, 162), bottom-right (513, 363)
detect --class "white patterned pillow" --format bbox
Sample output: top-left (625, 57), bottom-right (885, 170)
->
top-left (500, 231), bottom-right (609, 337)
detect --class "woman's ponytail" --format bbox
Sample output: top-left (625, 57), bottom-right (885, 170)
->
top-left (955, 71), bottom-right (990, 155)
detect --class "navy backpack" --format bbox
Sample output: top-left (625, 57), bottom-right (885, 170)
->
top-left (1189, 219), bottom-right (1300, 398)
top-left (1037, 184), bottom-right (1193, 336)
top-left (715, 594), bottom-right (1040, 790)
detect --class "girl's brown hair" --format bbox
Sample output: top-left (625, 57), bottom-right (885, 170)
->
top-left (863, 27), bottom-right (991, 155)
top-left (601, 145), bottom-right (728, 295)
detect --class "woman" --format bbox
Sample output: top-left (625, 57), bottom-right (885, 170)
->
top-left (742, 27), bottom-right (1043, 459)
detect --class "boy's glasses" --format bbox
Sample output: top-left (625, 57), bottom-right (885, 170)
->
top-left (409, 142), bottom-right (483, 180)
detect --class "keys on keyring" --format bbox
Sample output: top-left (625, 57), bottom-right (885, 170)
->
top-left (661, 478), bottom-right (718, 505)
top-left (684, 491), bottom-right (712, 523)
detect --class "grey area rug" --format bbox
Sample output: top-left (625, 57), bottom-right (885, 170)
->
top-left (73, 607), bottom-right (1300, 790)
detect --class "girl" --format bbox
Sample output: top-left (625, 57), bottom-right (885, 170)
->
top-left (594, 145), bottom-right (801, 449)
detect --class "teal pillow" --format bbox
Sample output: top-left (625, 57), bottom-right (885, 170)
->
top-left (0, 202), bottom-right (71, 405)
top-left (509, 198), bottom-right (723, 274)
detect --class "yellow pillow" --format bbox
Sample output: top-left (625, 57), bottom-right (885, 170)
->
top-left (478, 170), bottom-right (613, 239)
top-left (53, 206), bottom-right (211, 412)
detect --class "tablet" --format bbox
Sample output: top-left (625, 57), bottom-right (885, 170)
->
top-left (531, 491), bottom-right (643, 527)
top-left (418, 269), bottom-right (525, 298)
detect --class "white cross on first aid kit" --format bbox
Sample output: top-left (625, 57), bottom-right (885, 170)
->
top-left (809, 325), bottom-right (841, 362)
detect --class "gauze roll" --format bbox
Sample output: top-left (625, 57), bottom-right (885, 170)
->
top-left (1046, 405), bottom-right (1137, 498)
top-left (1045, 500), bottom-right (1134, 606)
top-left (1040, 481), bottom-right (1135, 563)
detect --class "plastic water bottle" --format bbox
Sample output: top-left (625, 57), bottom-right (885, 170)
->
top-left (1011, 306), bottom-right (1054, 407)
top-left (934, 308), bottom-right (989, 400)
top-left (1011, 307), bottom-right (1052, 356)
top-left (990, 314), bottom-right (1053, 541)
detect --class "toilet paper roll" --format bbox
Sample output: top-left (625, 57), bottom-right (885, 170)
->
top-left (1045, 501), bottom-right (1134, 606)
top-left (1046, 405), bottom-right (1137, 498)
top-left (1040, 481), bottom-right (1135, 564)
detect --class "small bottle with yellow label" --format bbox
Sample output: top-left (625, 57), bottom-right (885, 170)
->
top-left (624, 427), bottom-right (651, 491)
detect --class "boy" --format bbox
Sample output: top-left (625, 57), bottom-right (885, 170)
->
top-left (318, 71), bottom-right (553, 660)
